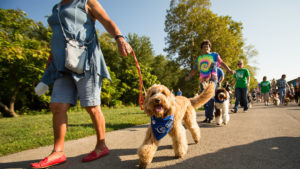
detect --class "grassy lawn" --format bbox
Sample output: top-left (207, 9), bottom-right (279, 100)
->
top-left (0, 107), bottom-right (149, 157)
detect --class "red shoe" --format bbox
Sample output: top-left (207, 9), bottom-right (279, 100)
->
top-left (30, 155), bottom-right (66, 168)
top-left (82, 147), bottom-right (109, 162)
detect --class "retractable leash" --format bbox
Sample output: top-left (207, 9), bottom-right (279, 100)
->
top-left (131, 51), bottom-right (146, 110)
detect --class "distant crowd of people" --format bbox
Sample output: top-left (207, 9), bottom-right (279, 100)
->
top-left (252, 75), bottom-right (300, 107)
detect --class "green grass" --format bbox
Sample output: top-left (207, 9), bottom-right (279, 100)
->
top-left (0, 107), bottom-right (149, 157)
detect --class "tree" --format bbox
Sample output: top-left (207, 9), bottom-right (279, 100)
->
top-left (150, 54), bottom-right (181, 89)
top-left (101, 67), bottom-right (123, 107)
top-left (0, 9), bottom-right (51, 117)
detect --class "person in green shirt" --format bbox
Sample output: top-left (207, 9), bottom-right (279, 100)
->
top-left (232, 60), bottom-right (250, 113)
top-left (260, 76), bottom-right (271, 106)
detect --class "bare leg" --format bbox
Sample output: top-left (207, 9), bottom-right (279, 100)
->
top-left (85, 105), bottom-right (107, 153)
top-left (47, 103), bottom-right (70, 160)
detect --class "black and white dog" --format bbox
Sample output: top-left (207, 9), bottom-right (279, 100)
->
top-left (215, 88), bottom-right (230, 125)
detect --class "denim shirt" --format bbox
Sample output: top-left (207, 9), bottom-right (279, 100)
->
top-left (41, 0), bottom-right (111, 85)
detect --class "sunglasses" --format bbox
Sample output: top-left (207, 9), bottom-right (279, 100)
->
top-left (238, 63), bottom-right (242, 65)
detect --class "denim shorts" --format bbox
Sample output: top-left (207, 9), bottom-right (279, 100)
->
top-left (51, 72), bottom-right (102, 107)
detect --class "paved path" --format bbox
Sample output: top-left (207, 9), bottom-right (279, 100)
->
top-left (1, 103), bottom-right (300, 169)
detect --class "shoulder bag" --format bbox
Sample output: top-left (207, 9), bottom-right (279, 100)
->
top-left (57, 4), bottom-right (94, 74)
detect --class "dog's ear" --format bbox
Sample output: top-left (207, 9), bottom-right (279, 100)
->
top-left (215, 89), bottom-right (221, 101)
top-left (167, 91), bottom-right (176, 115)
top-left (224, 90), bottom-right (229, 100)
top-left (143, 87), bottom-right (153, 116)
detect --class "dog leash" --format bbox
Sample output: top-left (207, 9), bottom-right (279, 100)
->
top-left (131, 51), bottom-right (146, 110)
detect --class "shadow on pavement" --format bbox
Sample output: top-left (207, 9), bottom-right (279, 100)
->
top-left (0, 144), bottom-right (172, 169)
top-left (151, 137), bottom-right (300, 169)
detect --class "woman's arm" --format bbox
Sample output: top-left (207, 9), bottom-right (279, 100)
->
top-left (86, 0), bottom-right (132, 56)
top-left (220, 61), bottom-right (234, 74)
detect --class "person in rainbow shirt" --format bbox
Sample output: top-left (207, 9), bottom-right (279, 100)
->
top-left (186, 40), bottom-right (234, 123)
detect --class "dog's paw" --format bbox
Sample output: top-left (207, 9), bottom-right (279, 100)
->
top-left (194, 138), bottom-right (200, 144)
top-left (138, 162), bottom-right (148, 169)
top-left (175, 155), bottom-right (184, 159)
top-left (175, 152), bottom-right (186, 159)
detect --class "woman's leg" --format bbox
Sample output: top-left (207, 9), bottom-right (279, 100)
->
top-left (47, 103), bottom-right (70, 160)
top-left (85, 105), bottom-right (107, 153)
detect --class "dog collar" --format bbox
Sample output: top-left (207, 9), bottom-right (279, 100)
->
top-left (215, 99), bottom-right (225, 103)
top-left (151, 114), bottom-right (174, 140)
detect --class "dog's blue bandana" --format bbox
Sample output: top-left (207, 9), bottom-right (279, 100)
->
top-left (151, 114), bottom-right (174, 140)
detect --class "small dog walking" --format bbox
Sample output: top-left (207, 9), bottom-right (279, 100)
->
top-left (137, 83), bottom-right (215, 169)
top-left (284, 97), bottom-right (290, 106)
top-left (214, 88), bottom-right (230, 125)
top-left (273, 94), bottom-right (280, 106)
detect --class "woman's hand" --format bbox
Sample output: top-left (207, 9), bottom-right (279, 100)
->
top-left (116, 37), bottom-right (132, 57)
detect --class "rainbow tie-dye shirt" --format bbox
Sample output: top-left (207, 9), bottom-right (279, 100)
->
top-left (194, 52), bottom-right (222, 82)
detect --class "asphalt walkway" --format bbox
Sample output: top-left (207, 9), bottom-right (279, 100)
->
top-left (1, 103), bottom-right (300, 169)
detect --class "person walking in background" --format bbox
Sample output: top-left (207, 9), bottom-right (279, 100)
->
top-left (256, 84), bottom-right (261, 102)
top-left (294, 77), bottom-right (300, 106)
top-left (260, 76), bottom-right (271, 106)
top-left (289, 84), bottom-right (295, 99)
top-left (31, 0), bottom-right (133, 168)
top-left (177, 88), bottom-right (182, 96)
top-left (217, 67), bottom-right (224, 88)
top-left (199, 67), bottom-right (225, 123)
top-left (185, 40), bottom-right (234, 123)
top-left (271, 78), bottom-right (277, 95)
top-left (171, 89), bottom-right (175, 96)
top-left (276, 74), bottom-right (291, 105)
top-left (231, 60), bottom-right (250, 113)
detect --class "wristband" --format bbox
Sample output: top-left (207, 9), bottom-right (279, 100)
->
top-left (115, 35), bottom-right (124, 40)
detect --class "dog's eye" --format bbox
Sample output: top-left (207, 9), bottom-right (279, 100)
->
top-left (162, 91), bottom-right (167, 96)
top-left (150, 92), bottom-right (156, 97)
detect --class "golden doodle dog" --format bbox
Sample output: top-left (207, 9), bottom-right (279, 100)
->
top-left (137, 83), bottom-right (215, 169)
top-left (214, 87), bottom-right (230, 125)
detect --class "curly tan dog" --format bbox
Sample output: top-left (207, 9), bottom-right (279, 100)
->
top-left (137, 83), bottom-right (215, 169)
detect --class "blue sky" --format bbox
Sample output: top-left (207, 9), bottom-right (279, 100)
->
top-left (1, 0), bottom-right (299, 82)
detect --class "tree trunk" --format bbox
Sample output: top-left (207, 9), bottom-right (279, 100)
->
top-left (0, 85), bottom-right (19, 117)
top-left (0, 102), bottom-right (18, 117)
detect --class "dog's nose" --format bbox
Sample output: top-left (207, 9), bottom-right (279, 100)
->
top-left (155, 99), bottom-right (160, 103)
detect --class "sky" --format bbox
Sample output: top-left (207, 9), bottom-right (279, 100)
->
top-left (1, 0), bottom-right (299, 82)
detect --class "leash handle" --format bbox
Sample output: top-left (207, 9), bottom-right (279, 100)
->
top-left (131, 51), bottom-right (146, 110)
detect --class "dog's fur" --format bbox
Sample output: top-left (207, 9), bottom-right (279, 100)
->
top-left (137, 83), bottom-right (215, 169)
top-left (247, 93), bottom-right (253, 109)
top-left (273, 94), bottom-right (280, 106)
top-left (214, 88), bottom-right (230, 125)
top-left (284, 97), bottom-right (290, 106)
